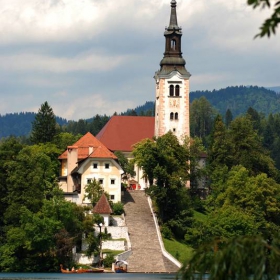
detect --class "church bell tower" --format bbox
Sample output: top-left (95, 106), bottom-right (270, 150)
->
top-left (154, 0), bottom-right (191, 142)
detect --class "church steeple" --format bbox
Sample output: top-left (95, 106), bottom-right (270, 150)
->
top-left (169, 0), bottom-right (179, 30)
top-left (154, 0), bottom-right (191, 142)
top-left (158, 0), bottom-right (190, 77)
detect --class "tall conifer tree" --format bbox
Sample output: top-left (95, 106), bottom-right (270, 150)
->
top-left (30, 101), bottom-right (57, 144)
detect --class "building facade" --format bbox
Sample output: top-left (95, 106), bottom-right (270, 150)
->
top-left (58, 132), bottom-right (123, 205)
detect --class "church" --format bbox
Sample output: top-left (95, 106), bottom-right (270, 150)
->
top-left (58, 0), bottom-right (191, 204)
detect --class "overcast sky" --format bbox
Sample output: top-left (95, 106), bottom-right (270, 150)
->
top-left (0, 0), bottom-right (279, 120)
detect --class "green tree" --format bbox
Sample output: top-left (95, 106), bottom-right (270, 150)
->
top-left (0, 191), bottom-right (86, 272)
top-left (114, 151), bottom-right (136, 180)
top-left (4, 144), bottom-right (60, 226)
top-left (30, 102), bottom-right (57, 144)
top-left (52, 132), bottom-right (82, 152)
top-left (0, 137), bottom-right (24, 238)
top-left (190, 96), bottom-right (216, 141)
top-left (179, 235), bottom-right (280, 280)
top-left (228, 116), bottom-right (279, 180)
top-left (83, 178), bottom-right (105, 207)
top-left (132, 138), bottom-right (158, 185)
top-left (225, 109), bottom-right (233, 128)
top-left (133, 132), bottom-right (192, 237)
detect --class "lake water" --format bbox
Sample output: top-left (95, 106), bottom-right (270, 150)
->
top-left (0, 273), bottom-right (177, 280)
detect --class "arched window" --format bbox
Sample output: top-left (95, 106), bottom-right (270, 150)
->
top-left (175, 85), bottom-right (180, 96)
top-left (175, 112), bottom-right (178, 120)
top-left (170, 112), bottom-right (174, 120)
top-left (169, 85), bottom-right (174, 96)
top-left (171, 39), bottom-right (176, 50)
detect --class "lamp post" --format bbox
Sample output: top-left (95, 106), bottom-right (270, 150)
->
top-left (98, 223), bottom-right (103, 267)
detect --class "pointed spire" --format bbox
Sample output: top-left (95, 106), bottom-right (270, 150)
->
top-left (154, 0), bottom-right (190, 78)
top-left (168, 0), bottom-right (179, 29)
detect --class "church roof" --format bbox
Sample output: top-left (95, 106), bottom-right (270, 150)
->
top-left (96, 116), bottom-right (155, 152)
top-left (93, 193), bottom-right (113, 214)
top-left (58, 132), bottom-right (117, 160)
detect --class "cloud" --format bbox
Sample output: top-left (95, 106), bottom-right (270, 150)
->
top-left (0, 0), bottom-right (279, 120)
top-left (0, 51), bottom-right (131, 73)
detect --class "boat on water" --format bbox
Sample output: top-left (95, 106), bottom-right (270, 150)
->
top-left (60, 264), bottom-right (104, 273)
top-left (114, 260), bottom-right (128, 273)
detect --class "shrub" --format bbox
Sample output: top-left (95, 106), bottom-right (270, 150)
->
top-left (103, 253), bottom-right (115, 268)
top-left (112, 202), bottom-right (124, 215)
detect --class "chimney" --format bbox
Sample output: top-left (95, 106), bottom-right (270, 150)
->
top-left (67, 146), bottom-right (78, 192)
top-left (89, 144), bottom-right (94, 155)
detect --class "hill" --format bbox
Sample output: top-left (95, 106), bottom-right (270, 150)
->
top-left (0, 112), bottom-right (67, 138)
top-left (0, 85), bottom-right (280, 138)
top-left (190, 85), bottom-right (280, 117)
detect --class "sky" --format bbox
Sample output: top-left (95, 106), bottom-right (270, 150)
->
top-left (0, 0), bottom-right (279, 120)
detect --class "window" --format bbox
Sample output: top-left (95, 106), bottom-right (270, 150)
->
top-left (173, 128), bottom-right (176, 132)
top-left (170, 112), bottom-right (174, 120)
top-left (105, 163), bottom-right (110, 169)
top-left (175, 112), bottom-right (178, 120)
top-left (99, 179), bottom-right (104, 185)
top-left (169, 85), bottom-right (174, 96)
top-left (87, 179), bottom-right (92, 184)
top-left (111, 179), bottom-right (115, 185)
top-left (171, 39), bottom-right (176, 50)
top-left (175, 85), bottom-right (180, 96)
top-left (110, 195), bottom-right (115, 200)
top-left (93, 163), bottom-right (98, 169)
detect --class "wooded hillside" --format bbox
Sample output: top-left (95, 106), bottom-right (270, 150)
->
top-left (0, 85), bottom-right (279, 138)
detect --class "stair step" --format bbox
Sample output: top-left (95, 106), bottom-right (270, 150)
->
top-left (122, 190), bottom-right (178, 273)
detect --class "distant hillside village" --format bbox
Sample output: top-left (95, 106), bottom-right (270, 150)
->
top-left (1, 0), bottom-right (280, 275)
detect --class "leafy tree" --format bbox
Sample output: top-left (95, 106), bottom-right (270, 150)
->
top-left (132, 138), bottom-right (158, 185)
top-left (83, 178), bottom-right (105, 207)
top-left (52, 132), bottom-right (82, 152)
top-left (4, 144), bottom-right (60, 226)
top-left (248, 0), bottom-right (280, 37)
top-left (0, 137), bottom-right (24, 237)
top-left (228, 116), bottom-right (279, 180)
top-left (190, 97), bottom-right (216, 142)
top-left (207, 115), bottom-right (230, 170)
top-left (133, 132), bottom-right (193, 237)
top-left (0, 193), bottom-right (85, 272)
top-left (114, 151), bottom-right (136, 180)
top-left (179, 235), bottom-right (280, 280)
top-left (189, 137), bottom-right (208, 195)
top-left (30, 101), bottom-right (57, 144)
top-left (185, 206), bottom-right (258, 248)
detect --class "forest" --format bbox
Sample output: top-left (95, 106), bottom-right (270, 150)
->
top-left (0, 85), bottom-right (279, 138)
top-left (1, 86), bottom-right (280, 277)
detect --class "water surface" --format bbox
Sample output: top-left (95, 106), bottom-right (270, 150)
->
top-left (0, 273), bottom-right (177, 280)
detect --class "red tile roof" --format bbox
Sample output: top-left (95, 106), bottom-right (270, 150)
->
top-left (96, 116), bottom-right (155, 152)
top-left (93, 193), bottom-right (113, 214)
top-left (58, 132), bottom-right (117, 160)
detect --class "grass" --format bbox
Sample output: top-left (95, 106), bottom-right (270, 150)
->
top-left (163, 238), bottom-right (193, 264)
top-left (193, 210), bottom-right (207, 222)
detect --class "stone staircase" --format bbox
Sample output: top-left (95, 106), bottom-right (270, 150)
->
top-left (122, 190), bottom-right (179, 273)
